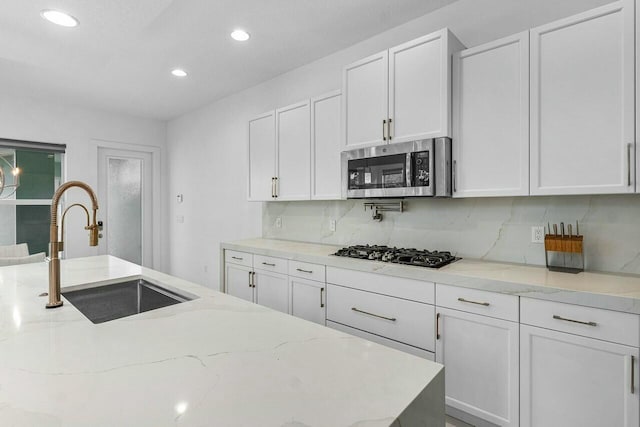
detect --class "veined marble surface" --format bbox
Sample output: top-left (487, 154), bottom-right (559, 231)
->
top-left (222, 238), bottom-right (640, 315)
top-left (0, 256), bottom-right (444, 427)
top-left (263, 195), bottom-right (640, 275)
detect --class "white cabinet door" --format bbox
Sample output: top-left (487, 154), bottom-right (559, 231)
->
top-left (343, 50), bottom-right (388, 150)
top-left (248, 111), bottom-right (276, 201)
top-left (435, 307), bottom-right (519, 427)
top-left (311, 90), bottom-right (343, 200)
top-left (276, 101), bottom-right (310, 200)
top-left (254, 270), bottom-right (289, 314)
top-left (530, 1), bottom-right (635, 195)
top-left (521, 324), bottom-right (639, 427)
top-left (452, 32), bottom-right (530, 198)
top-left (290, 276), bottom-right (326, 325)
top-left (225, 263), bottom-right (254, 303)
top-left (389, 29), bottom-right (457, 143)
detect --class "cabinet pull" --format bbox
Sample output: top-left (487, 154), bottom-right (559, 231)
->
top-left (320, 288), bottom-right (325, 308)
top-left (252, 272), bottom-right (256, 288)
top-left (296, 268), bottom-right (313, 274)
top-left (632, 355), bottom-right (636, 394)
top-left (231, 256), bottom-right (243, 261)
top-left (436, 312), bottom-right (441, 340)
top-left (453, 160), bottom-right (457, 193)
top-left (458, 297), bottom-right (490, 307)
top-left (382, 119), bottom-right (387, 141)
top-left (351, 307), bottom-right (396, 322)
top-left (271, 177), bottom-right (276, 198)
top-left (248, 271), bottom-right (252, 288)
top-left (261, 262), bottom-right (276, 267)
top-left (628, 143), bottom-right (633, 187)
top-left (274, 177), bottom-right (278, 198)
top-left (552, 314), bottom-right (597, 327)
top-left (387, 118), bottom-right (392, 140)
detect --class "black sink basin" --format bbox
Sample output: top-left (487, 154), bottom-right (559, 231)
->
top-left (63, 279), bottom-right (193, 324)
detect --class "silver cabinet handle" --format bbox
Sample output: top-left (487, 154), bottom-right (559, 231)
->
top-left (436, 312), bottom-right (441, 340)
top-left (274, 176), bottom-right (278, 198)
top-left (552, 314), bottom-right (597, 327)
top-left (453, 160), bottom-right (457, 193)
top-left (382, 119), bottom-right (387, 141)
top-left (296, 268), bottom-right (313, 274)
top-left (387, 118), bottom-right (392, 140)
top-left (632, 355), bottom-right (636, 394)
top-left (248, 271), bottom-right (252, 288)
top-left (320, 288), bottom-right (325, 308)
top-left (628, 143), bottom-right (633, 187)
top-left (351, 307), bottom-right (396, 322)
top-left (261, 262), bottom-right (276, 267)
top-left (271, 177), bottom-right (275, 198)
top-left (231, 256), bottom-right (243, 261)
top-left (458, 297), bottom-right (490, 307)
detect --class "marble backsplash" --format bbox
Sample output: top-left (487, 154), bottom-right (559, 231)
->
top-left (263, 195), bottom-right (640, 275)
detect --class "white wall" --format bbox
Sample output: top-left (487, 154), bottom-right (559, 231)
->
top-left (167, 0), bottom-right (615, 287)
top-left (0, 94), bottom-right (168, 269)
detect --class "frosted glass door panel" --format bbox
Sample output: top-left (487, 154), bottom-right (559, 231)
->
top-left (107, 158), bottom-right (142, 265)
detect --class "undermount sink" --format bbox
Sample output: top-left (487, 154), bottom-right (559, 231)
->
top-left (62, 279), bottom-right (194, 324)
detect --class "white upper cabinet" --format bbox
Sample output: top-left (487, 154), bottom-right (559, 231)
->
top-left (530, 1), bottom-right (635, 195)
top-left (311, 90), bottom-right (343, 200)
top-left (389, 30), bottom-right (461, 144)
top-left (452, 32), bottom-right (530, 198)
top-left (343, 29), bottom-right (464, 150)
top-left (248, 111), bottom-right (276, 201)
top-left (276, 101), bottom-right (311, 200)
top-left (343, 51), bottom-right (389, 149)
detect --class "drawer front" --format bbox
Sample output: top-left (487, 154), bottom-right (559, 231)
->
top-left (521, 297), bottom-right (640, 347)
top-left (436, 283), bottom-right (519, 321)
top-left (327, 320), bottom-right (435, 361)
top-left (289, 260), bottom-right (326, 282)
top-left (225, 250), bottom-right (253, 268)
top-left (253, 254), bottom-right (288, 274)
top-left (327, 284), bottom-right (435, 351)
top-left (326, 267), bottom-right (434, 304)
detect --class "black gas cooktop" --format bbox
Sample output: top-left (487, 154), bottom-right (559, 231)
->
top-left (332, 245), bottom-right (459, 268)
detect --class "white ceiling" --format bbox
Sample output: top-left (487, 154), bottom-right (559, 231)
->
top-left (0, 0), bottom-right (457, 120)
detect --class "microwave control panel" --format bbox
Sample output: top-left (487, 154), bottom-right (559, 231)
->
top-left (412, 151), bottom-right (430, 187)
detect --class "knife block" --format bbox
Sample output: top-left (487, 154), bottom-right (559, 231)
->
top-left (544, 234), bottom-right (584, 273)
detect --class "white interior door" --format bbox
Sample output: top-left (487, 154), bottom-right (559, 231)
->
top-left (97, 147), bottom-right (153, 267)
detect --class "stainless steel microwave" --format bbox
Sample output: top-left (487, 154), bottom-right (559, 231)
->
top-left (342, 138), bottom-right (452, 198)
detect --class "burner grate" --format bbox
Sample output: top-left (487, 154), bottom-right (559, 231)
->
top-left (333, 245), bottom-right (458, 269)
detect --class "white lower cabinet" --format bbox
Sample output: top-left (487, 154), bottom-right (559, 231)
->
top-left (520, 324), bottom-right (639, 427)
top-left (253, 269), bottom-right (289, 314)
top-left (435, 307), bottom-right (519, 427)
top-left (289, 276), bottom-right (325, 325)
top-left (225, 263), bottom-right (254, 302)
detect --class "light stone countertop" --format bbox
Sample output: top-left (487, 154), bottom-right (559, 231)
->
top-left (222, 238), bottom-right (640, 315)
top-left (0, 255), bottom-right (444, 427)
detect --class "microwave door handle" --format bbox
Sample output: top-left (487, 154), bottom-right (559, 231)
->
top-left (406, 153), bottom-right (412, 187)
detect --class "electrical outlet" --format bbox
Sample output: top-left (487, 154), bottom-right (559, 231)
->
top-left (275, 217), bottom-right (282, 228)
top-left (176, 215), bottom-right (184, 224)
top-left (329, 219), bottom-right (336, 232)
top-left (531, 226), bottom-right (544, 243)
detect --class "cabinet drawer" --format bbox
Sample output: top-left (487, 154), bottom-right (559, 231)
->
top-left (327, 320), bottom-right (435, 361)
top-left (436, 283), bottom-right (519, 321)
top-left (326, 267), bottom-right (434, 304)
top-left (289, 260), bottom-right (325, 282)
top-left (327, 284), bottom-right (435, 351)
top-left (254, 255), bottom-right (288, 274)
top-left (225, 250), bottom-right (253, 268)
top-left (521, 297), bottom-right (640, 347)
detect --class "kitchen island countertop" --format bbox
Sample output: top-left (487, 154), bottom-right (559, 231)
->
top-left (0, 255), bottom-right (443, 426)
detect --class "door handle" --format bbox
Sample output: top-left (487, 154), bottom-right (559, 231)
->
top-left (628, 143), bottom-right (633, 187)
top-left (552, 314), bottom-right (597, 327)
top-left (453, 160), bottom-right (457, 193)
top-left (261, 262), bottom-right (276, 267)
top-left (458, 297), bottom-right (490, 307)
top-left (274, 177), bottom-right (278, 198)
top-left (436, 312), bottom-right (441, 340)
top-left (320, 288), bottom-right (325, 308)
top-left (387, 118), bottom-right (392, 140)
top-left (296, 268), bottom-right (313, 274)
top-left (632, 355), bottom-right (636, 394)
top-left (382, 119), bottom-right (387, 141)
top-left (351, 307), bottom-right (396, 322)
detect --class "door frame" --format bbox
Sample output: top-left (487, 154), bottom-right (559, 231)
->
top-left (90, 139), bottom-right (162, 269)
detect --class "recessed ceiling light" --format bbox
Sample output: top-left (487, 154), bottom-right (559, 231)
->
top-left (171, 69), bottom-right (188, 77)
top-left (41, 9), bottom-right (79, 27)
top-left (230, 29), bottom-right (250, 42)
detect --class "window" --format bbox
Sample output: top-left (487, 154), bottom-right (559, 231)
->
top-left (0, 140), bottom-right (65, 255)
